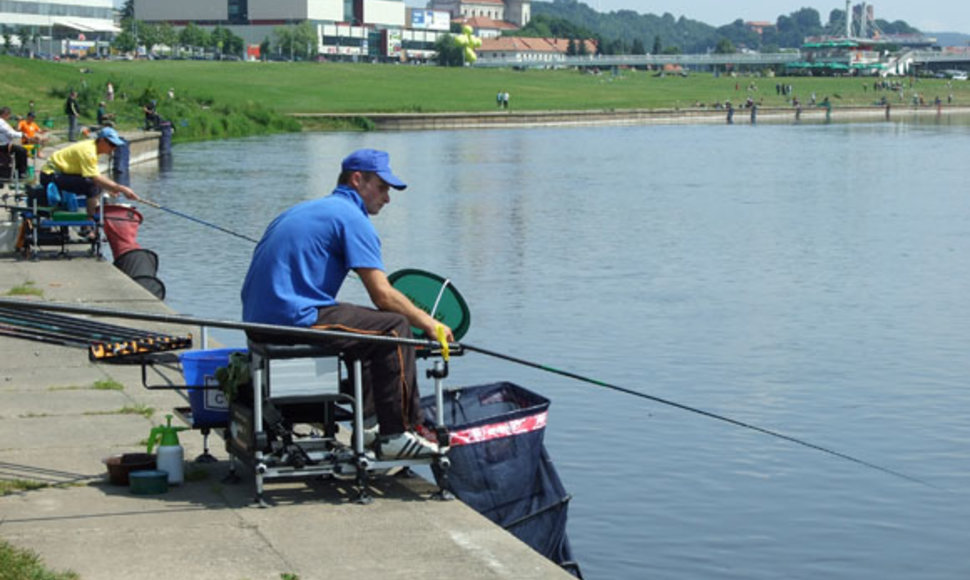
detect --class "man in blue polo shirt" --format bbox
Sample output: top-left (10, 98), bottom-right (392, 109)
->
top-left (241, 148), bottom-right (453, 460)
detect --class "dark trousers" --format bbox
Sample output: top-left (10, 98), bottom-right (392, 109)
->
top-left (311, 304), bottom-right (419, 436)
top-left (2, 144), bottom-right (28, 177)
top-left (67, 115), bottom-right (78, 141)
top-left (40, 172), bottom-right (98, 197)
top-left (248, 304), bottom-right (420, 436)
top-left (40, 172), bottom-right (100, 215)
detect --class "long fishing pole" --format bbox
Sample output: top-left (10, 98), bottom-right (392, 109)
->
top-left (0, 327), bottom-right (88, 349)
top-left (461, 342), bottom-right (937, 489)
top-left (0, 298), bottom-right (440, 350)
top-left (0, 322), bottom-right (93, 348)
top-left (0, 307), bottom-right (173, 339)
top-left (0, 308), bottom-right (168, 342)
top-left (140, 199), bottom-right (260, 244)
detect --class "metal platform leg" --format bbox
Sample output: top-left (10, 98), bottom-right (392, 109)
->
top-left (429, 360), bottom-right (454, 501)
top-left (195, 426), bottom-right (217, 463)
top-left (252, 350), bottom-right (270, 508)
top-left (350, 359), bottom-right (373, 505)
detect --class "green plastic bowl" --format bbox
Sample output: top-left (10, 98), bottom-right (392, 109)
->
top-left (129, 469), bottom-right (168, 495)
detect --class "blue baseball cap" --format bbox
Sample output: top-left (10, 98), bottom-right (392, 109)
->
top-left (97, 127), bottom-right (125, 147)
top-left (341, 149), bottom-right (407, 190)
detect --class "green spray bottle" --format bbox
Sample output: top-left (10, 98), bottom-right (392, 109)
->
top-left (148, 415), bottom-right (189, 485)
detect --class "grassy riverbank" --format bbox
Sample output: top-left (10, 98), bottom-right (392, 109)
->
top-left (2, 55), bottom-right (968, 140)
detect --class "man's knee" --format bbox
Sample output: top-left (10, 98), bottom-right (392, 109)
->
top-left (387, 312), bottom-right (411, 337)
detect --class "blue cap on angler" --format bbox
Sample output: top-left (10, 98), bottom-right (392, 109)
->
top-left (341, 149), bottom-right (407, 190)
top-left (97, 127), bottom-right (125, 147)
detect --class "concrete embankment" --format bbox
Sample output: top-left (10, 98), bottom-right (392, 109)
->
top-left (296, 104), bottom-right (970, 130)
top-left (0, 259), bottom-right (572, 579)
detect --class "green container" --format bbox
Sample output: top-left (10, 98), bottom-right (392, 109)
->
top-left (129, 469), bottom-right (169, 495)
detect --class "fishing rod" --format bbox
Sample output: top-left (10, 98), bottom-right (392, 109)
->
top-left (0, 316), bottom-right (133, 344)
top-left (0, 307), bottom-right (173, 340)
top-left (0, 298), bottom-right (443, 351)
top-left (0, 308), bottom-right (171, 343)
top-left (139, 198), bottom-right (260, 244)
top-left (461, 342), bottom-right (938, 489)
top-left (0, 323), bottom-right (93, 349)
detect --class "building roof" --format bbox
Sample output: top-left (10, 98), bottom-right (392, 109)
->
top-left (479, 36), bottom-right (597, 54)
top-left (461, 0), bottom-right (506, 5)
top-left (53, 17), bottom-right (121, 34)
top-left (461, 16), bottom-right (519, 30)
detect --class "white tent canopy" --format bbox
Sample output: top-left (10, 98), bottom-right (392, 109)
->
top-left (52, 16), bottom-right (121, 34)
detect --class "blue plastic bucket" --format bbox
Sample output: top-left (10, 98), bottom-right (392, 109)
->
top-left (180, 348), bottom-right (246, 427)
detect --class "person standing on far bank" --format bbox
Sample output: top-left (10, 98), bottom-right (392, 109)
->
top-left (65, 90), bottom-right (80, 142)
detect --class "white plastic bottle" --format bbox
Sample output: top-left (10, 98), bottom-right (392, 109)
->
top-left (148, 415), bottom-right (187, 485)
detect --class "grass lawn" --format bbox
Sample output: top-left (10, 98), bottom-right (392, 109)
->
top-left (2, 55), bottom-right (967, 137)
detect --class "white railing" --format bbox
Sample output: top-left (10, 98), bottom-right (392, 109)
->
top-left (473, 52), bottom-right (803, 68)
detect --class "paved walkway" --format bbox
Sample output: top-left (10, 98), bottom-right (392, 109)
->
top-left (0, 257), bottom-right (571, 579)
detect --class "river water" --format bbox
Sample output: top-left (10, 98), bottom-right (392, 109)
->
top-left (126, 117), bottom-right (970, 579)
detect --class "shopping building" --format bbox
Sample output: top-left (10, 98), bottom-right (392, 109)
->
top-left (134, 0), bottom-right (530, 61)
top-left (0, 0), bottom-right (118, 56)
top-left (135, 0), bottom-right (437, 60)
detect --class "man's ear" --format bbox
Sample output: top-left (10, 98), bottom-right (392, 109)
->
top-left (347, 170), bottom-right (363, 189)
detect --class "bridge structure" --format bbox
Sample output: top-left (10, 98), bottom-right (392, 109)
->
top-left (905, 50), bottom-right (970, 71)
top-left (474, 49), bottom-right (970, 76)
top-left (473, 52), bottom-right (802, 70)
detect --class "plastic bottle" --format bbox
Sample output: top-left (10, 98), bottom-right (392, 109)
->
top-left (147, 414), bottom-right (189, 485)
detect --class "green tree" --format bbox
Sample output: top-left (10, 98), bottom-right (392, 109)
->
top-left (567, 38), bottom-right (577, 55)
top-left (530, 0), bottom-right (896, 52)
top-left (139, 22), bottom-right (163, 54)
top-left (652, 35), bottom-right (662, 54)
top-left (122, 0), bottom-right (134, 20)
top-left (211, 26), bottom-right (244, 58)
top-left (15, 26), bottom-right (31, 56)
top-left (158, 22), bottom-right (178, 57)
top-left (631, 38), bottom-right (646, 55)
top-left (295, 21), bottom-right (318, 59)
top-left (273, 22), bottom-right (317, 60)
top-left (714, 38), bottom-right (735, 54)
top-left (113, 29), bottom-right (136, 53)
top-left (179, 22), bottom-right (208, 56)
top-left (433, 34), bottom-right (463, 66)
top-left (506, 13), bottom-right (593, 40)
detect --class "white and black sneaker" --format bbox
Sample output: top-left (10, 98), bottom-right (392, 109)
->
top-left (377, 430), bottom-right (439, 460)
top-left (352, 415), bottom-right (380, 449)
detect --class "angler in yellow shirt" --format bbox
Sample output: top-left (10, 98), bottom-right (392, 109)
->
top-left (40, 127), bottom-right (141, 216)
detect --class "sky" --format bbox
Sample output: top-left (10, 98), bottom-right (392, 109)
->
top-left (582, 1), bottom-right (970, 34)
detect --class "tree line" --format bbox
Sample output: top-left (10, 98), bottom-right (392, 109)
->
top-left (527, 0), bottom-right (920, 55)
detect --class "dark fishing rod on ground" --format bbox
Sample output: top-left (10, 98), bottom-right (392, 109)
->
top-left (0, 306), bottom-right (175, 341)
top-left (460, 342), bottom-right (939, 489)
